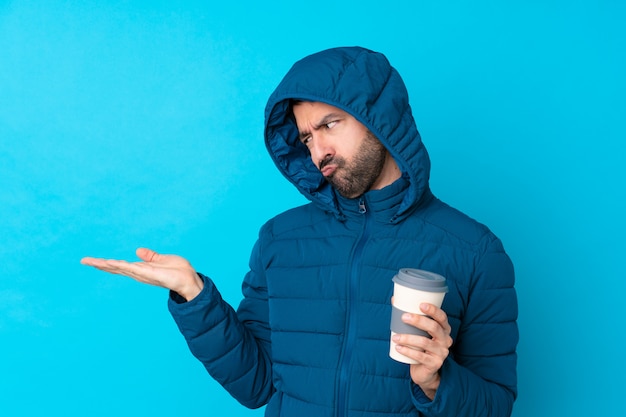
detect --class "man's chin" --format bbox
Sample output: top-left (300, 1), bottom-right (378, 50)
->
top-left (330, 181), bottom-right (360, 199)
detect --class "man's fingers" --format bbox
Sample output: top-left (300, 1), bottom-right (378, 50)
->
top-left (81, 257), bottom-right (141, 276)
top-left (80, 257), bottom-right (108, 268)
top-left (420, 303), bottom-right (452, 333)
top-left (400, 310), bottom-right (452, 351)
top-left (402, 313), bottom-right (439, 338)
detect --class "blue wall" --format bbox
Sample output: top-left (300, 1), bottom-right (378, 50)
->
top-left (1, 1), bottom-right (624, 415)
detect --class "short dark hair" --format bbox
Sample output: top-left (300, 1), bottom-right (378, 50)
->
top-left (288, 99), bottom-right (305, 123)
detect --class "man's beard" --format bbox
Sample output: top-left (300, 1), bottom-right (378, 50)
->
top-left (322, 131), bottom-right (388, 199)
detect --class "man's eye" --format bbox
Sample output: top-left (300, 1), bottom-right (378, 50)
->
top-left (325, 121), bottom-right (337, 129)
top-left (301, 136), bottom-right (311, 145)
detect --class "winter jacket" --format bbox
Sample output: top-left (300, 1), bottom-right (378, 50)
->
top-left (168, 46), bottom-right (518, 417)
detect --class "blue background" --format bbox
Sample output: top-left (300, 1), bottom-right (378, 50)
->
top-left (1, 1), bottom-right (624, 415)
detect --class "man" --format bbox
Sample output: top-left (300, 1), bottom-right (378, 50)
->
top-left (82, 47), bottom-right (518, 416)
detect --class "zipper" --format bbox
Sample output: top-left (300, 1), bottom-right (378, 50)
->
top-left (336, 198), bottom-right (370, 417)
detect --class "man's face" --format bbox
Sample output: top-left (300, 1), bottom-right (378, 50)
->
top-left (292, 101), bottom-right (392, 199)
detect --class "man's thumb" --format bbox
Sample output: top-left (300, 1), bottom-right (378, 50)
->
top-left (136, 247), bottom-right (159, 262)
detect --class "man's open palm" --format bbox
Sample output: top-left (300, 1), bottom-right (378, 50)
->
top-left (81, 248), bottom-right (203, 301)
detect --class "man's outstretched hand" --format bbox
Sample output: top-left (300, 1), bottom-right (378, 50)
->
top-left (81, 248), bottom-right (204, 301)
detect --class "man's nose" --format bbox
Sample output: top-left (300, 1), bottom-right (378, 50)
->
top-left (309, 135), bottom-right (334, 168)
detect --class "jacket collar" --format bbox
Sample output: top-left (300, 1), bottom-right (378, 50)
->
top-left (335, 175), bottom-right (414, 224)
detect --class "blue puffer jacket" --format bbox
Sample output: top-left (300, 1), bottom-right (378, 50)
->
top-left (169, 47), bottom-right (518, 417)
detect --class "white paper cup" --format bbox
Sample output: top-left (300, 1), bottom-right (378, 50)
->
top-left (389, 268), bottom-right (448, 364)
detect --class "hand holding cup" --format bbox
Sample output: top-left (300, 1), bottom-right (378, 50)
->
top-left (389, 268), bottom-right (448, 364)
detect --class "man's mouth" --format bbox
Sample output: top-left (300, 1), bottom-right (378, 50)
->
top-left (321, 164), bottom-right (337, 177)
top-left (319, 157), bottom-right (338, 177)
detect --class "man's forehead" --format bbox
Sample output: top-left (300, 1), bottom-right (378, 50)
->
top-left (292, 101), bottom-right (349, 121)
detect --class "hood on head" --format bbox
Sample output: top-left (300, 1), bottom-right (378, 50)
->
top-left (264, 46), bottom-right (430, 221)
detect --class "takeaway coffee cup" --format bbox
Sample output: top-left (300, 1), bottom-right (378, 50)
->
top-left (390, 268), bottom-right (448, 364)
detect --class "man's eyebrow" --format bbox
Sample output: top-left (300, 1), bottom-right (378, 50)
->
top-left (316, 113), bottom-right (343, 128)
top-left (297, 112), bottom-right (343, 142)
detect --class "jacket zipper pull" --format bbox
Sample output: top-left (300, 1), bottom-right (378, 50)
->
top-left (358, 198), bottom-right (367, 214)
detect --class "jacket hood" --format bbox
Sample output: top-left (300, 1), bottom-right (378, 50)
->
top-left (264, 46), bottom-right (430, 222)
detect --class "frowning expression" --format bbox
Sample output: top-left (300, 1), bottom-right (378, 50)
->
top-left (292, 101), bottom-right (397, 199)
